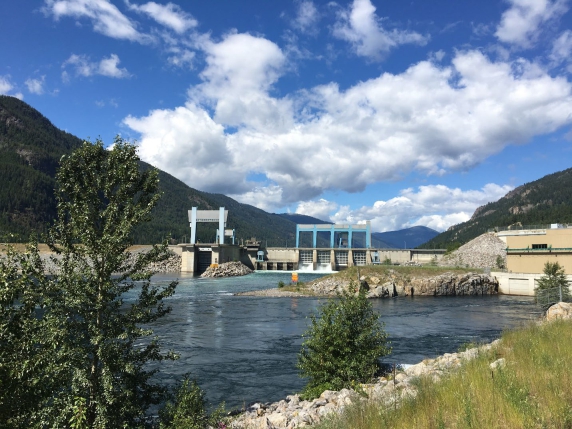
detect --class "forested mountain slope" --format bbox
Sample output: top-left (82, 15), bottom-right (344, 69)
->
top-left (421, 168), bottom-right (572, 249)
top-left (0, 96), bottom-right (298, 245)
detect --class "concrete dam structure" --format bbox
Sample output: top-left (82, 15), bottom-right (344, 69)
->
top-left (180, 211), bottom-right (444, 274)
top-left (179, 244), bottom-right (445, 274)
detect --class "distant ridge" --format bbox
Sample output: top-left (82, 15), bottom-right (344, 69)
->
top-left (276, 213), bottom-right (332, 225)
top-left (373, 226), bottom-right (440, 249)
top-left (421, 167), bottom-right (572, 249)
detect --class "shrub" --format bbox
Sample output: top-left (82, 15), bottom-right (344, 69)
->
top-left (278, 280), bottom-right (285, 288)
top-left (297, 283), bottom-right (391, 399)
top-left (160, 377), bottom-right (227, 429)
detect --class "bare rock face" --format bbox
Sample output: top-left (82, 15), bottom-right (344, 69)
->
top-left (200, 261), bottom-right (253, 278)
top-left (546, 302), bottom-right (572, 321)
top-left (309, 272), bottom-right (498, 298)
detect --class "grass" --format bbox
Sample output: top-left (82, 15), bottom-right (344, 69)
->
top-left (307, 265), bottom-right (482, 286)
top-left (313, 319), bottom-right (572, 429)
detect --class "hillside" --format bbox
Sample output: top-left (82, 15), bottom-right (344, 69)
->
top-left (373, 226), bottom-right (439, 249)
top-left (0, 96), bottom-right (298, 245)
top-left (421, 167), bottom-right (572, 249)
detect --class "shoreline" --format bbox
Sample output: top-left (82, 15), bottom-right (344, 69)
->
top-left (230, 338), bottom-right (504, 428)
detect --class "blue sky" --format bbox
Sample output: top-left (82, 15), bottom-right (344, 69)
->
top-left (2, 0), bottom-right (572, 232)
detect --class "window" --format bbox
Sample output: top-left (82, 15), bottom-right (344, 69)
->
top-left (532, 244), bottom-right (548, 249)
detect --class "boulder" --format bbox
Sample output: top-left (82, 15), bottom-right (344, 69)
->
top-left (546, 302), bottom-right (572, 321)
top-left (201, 261), bottom-right (253, 278)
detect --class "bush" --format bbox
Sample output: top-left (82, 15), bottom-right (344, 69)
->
top-left (297, 283), bottom-right (391, 399)
top-left (278, 280), bottom-right (285, 288)
top-left (160, 377), bottom-right (227, 429)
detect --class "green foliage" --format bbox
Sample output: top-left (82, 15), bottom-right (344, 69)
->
top-left (444, 242), bottom-right (461, 255)
top-left (382, 257), bottom-right (392, 265)
top-left (278, 280), bottom-right (285, 288)
top-left (159, 378), bottom-right (227, 429)
top-left (0, 138), bottom-right (178, 427)
top-left (297, 283), bottom-right (390, 400)
top-left (535, 261), bottom-right (571, 299)
top-left (496, 255), bottom-right (505, 269)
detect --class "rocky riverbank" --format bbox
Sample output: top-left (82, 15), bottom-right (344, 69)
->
top-left (230, 340), bottom-right (501, 428)
top-left (231, 302), bottom-right (571, 428)
top-left (238, 270), bottom-right (498, 298)
top-left (201, 261), bottom-right (253, 278)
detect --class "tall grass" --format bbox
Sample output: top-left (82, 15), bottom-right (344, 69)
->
top-left (314, 320), bottom-right (572, 429)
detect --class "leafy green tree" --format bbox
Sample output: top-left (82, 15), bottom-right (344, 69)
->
top-left (1, 137), bottom-right (178, 428)
top-left (297, 283), bottom-right (391, 400)
top-left (535, 261), bottom-right (571, 301)
top-left (159, 377), bottom-right (227, 429)
top-left (0, 240), bottom-right (65, 427)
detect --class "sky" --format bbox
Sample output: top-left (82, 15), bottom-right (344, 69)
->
top-left (2, 0), bottom-right (572, 233)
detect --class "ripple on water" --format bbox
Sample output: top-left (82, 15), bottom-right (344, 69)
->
top-left (143, 272), bottom-right (540, 409)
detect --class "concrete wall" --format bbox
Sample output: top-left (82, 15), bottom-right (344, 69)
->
top-left (492, 271), bottom-right (572, 296)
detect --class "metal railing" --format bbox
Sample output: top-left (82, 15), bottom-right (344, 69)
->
top-left (536, 285), bottom-right (572, 309)
top-left (489, 224), bottom-right (572, 233)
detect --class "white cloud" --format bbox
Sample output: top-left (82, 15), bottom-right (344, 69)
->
top-left (296, 199), bottom-right (339, 221)
top-left (124, 101), bottom-right (249, 194)
top-left (293, 1), bottom-right (320, 33)
top-left (43, 0), bottom-right (149, 42)
top-left (550, 30), bottom-right (572, 63)
top-left (329, 183), bottom-right (514, 232)
top-left (167, 48), bottom-right (195, 68)
top-left (98, 54), bottom-right (131, 77)
top-left (332, 0), bottom-right (429, 61)
top-left (127, 1), bottom-right (197, 34)
top-left (0, 76), bottom-right (23, 99)
top-left (495, 0), bottom-right (569, 48)
top-left (191, 32), bottom-right (290, 130)
top-left (0, 75), bottom-right (15, 94)
top-left (125, 33), bottom-right (572, 211)
top-left (25, 76), bottom-right (46, 95)
top-left (62, 53), bottom-right (130, 79)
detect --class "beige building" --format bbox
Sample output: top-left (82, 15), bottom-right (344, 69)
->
top-left (501, 226), bottom-right (572, 274)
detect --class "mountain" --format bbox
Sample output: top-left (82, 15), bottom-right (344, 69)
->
top-left (421, 168), bottom-right (572, 249)
top-left (0, 95), bottom-right (298, 245)
top-left (372, 226), bottom-right (440, 249)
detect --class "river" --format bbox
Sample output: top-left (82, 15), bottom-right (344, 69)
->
top-left (136, 271), bottom-right (540, 409)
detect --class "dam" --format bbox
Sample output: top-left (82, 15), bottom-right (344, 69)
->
top-left (179, 209), bottom-right (445, 274)
top-left (179, 243), bottom-right (445, 274)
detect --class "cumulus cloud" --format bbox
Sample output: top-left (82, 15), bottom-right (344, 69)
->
top-left (125, 31), bottom-right (572, 212)
top-left (43, 0), bottom-right (150, 42)
top-left (293, 1), bottom-right (320, 33)
top-left (296, 199), bottom-right (339, 221)
top-left (191, 32), bottom-right (290, 129)
top-left (327, 183), bottom-right (514, 232)
top-left (62, 53), bottom-right (131, 79)
top-left (25, 76), bottom-right (46, 95)
top-left (495, 0), bottom-right (569, 48)
top-left (332, 0), bottom-right (429, 61)
top-left (127, 1), bottom-right (197, 34)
